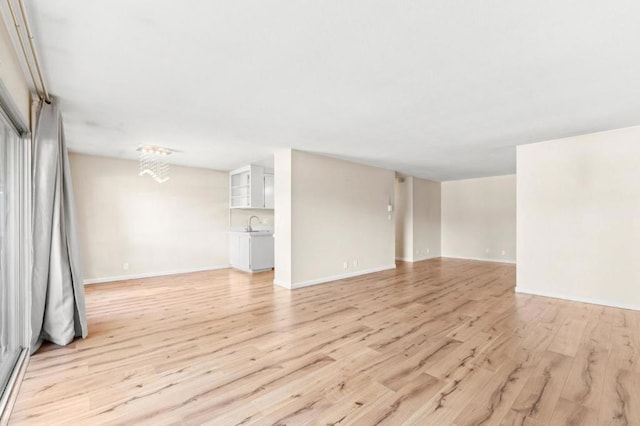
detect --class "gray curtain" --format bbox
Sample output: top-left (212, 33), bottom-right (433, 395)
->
top-left (31, 99), bottom-right (87, 352)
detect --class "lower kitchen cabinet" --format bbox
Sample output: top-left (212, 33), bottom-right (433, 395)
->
top-left (229, 232), bottom-right (274, 272)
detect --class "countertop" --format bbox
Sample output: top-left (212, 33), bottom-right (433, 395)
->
top-left (228, 228), bottom-right (274, 236)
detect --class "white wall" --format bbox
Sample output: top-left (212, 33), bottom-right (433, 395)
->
top-left (412, 177), bottom-right (441, 260)
top-left (70, 153), bottom-right (230, 283)
top-left (0, 15), bottom-right (30, 125)
top-left (394, 175), bottom-right (413, 261)
top-left (441, 175), bottom-right (516, 263)
top-left (517, 126), bottom-right (640, 310)
top-left (275, 149), bottom-right (395, 288)
top-left (274, 150), bottom-right (292, 285)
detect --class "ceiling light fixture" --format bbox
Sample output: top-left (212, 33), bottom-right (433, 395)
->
top-left (137, 145), bottom-right (172, 183)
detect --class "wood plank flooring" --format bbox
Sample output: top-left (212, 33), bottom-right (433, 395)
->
top-left (10, 258), bottom-right (640, 425)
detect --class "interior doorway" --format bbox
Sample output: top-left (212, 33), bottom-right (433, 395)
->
top-left (394, 174), bottom-right (411, 262)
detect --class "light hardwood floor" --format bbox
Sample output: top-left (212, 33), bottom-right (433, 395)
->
top-left (10, 259), bottom-right (640, 425)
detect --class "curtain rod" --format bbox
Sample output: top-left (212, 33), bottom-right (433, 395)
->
top-left (6, 0), bottom-right (51, 103)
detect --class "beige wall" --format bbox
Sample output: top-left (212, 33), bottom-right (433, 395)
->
top-left (517, 126), bottom-right (640, 310)
top-left (442, 175), bottom-right (516, 263)
top-left (412, 177), bottom-right (441, 260)
top-left (394, 175), bottom-right (413, 260)
top-left (70, 153), bottom-right (230, 283)
top-left (0, 15), bottom-right (30, 125)
top-left (275, 149), bottom-right (395, 288)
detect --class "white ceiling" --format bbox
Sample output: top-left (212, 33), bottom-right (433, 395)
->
top-left (23, 1), bottom-right (640, 181)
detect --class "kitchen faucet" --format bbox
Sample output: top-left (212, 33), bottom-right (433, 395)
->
top-left (248, 215), bottom-right (261, 232)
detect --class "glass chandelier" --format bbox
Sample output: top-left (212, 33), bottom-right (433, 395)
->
top-left (137, 145), bottom-right (172, 183)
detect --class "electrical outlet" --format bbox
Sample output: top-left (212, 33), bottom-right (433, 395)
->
top-left (501, 250), bottom-right (506, 255)
top-left (427, 248), bottom-right (430, 253)
top-left (123, 262), bottom-right (129, 271)
top-left (343, 261), bottom-right (348, 269)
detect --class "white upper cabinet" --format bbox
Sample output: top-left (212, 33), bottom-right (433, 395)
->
top-left (229, 165), bottom-right (274, 209)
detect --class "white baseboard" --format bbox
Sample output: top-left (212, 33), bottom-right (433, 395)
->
top-left (414, 255), bottom-right (440, 262)
top-left (230, 266), bottom-right (273, 274)
top-left (274, 264), bottom-right (397, 290)
top-left (273, 279), bottom-right (292, 289)
top-left (441, 255), bottom-right (516, 265)
top-left (396, 255), bottom-right (440, 263)
top-left (83, 264), bottom-right (230, 285)
top-left (515, 287), bottom-right (640, 311)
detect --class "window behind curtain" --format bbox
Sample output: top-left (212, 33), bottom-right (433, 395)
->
top-left (0, 111), bottom-right (21, 396)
